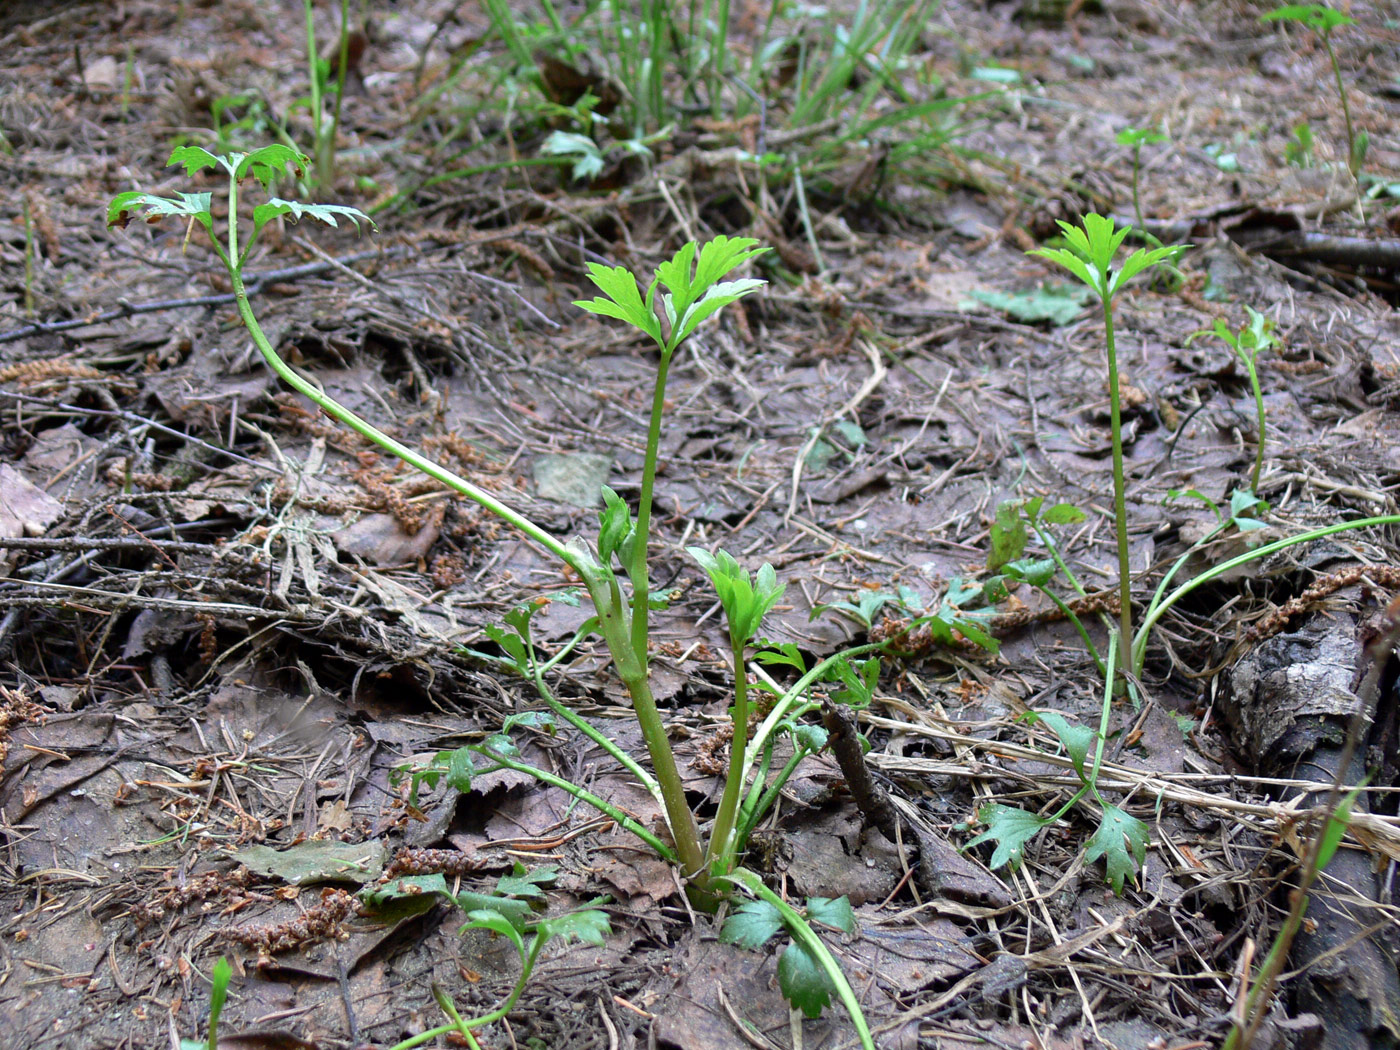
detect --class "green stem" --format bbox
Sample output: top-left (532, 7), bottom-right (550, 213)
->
top-left (720, 868), bottom-right (875, 1050)
top-left (530, 670), bottom-right (663, 807)
top-left (325, 0), bottom-right (351, 186)
top-left (1242, 351), bottom-right (1266, 493)
top-left (387, 930), bottom-right (548, 1050)
top-left (1101, 296), bottom-right (1134, 688)
top-left (1132, 514), bottom-right (1400, 673)
top-left (627, 345), bottom-right (675, 664)
top-left (476, 747), bottom-right (678, 863)
top-left (303, 0), bottom-right (322, 174)
top-left (1131, 146), bottom-right (1147, 236)
top-left (224, 270), bottom-right (579, 571)
top-left (738, 745), bottom-right (807, 846)
top-left (1323, 35), bottom-right (1357, 175)
top-left (705, 632), bottom-right (750, 875)
top-left (744, 643), bottom-right (886, 777)
top-left (1033, 585), bottom-right (1107, 679)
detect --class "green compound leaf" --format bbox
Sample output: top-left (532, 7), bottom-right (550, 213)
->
top-left (574, 262), bottom-right (664, 346)
top-left (1116, 126), bottom-right (1168, 147)
top-left (805, 896), bottom-right (855, 934)
top-left (689, 546), bottom-right (785, 645)
top-left (1260, 4), bottom-right (1355, 33)
top-left (107, 191), bottom-right (213, 232)
top-left (1030, 213), bottom-right (1185, 302)
top-left (1041, 502), bottom-right (1087, 525)
top-left (236, 144), bottom-right (309, 187)
top-left (987, 499), bottom-right (1028, 573)
top-left (497, 862), bottom-right (557, 900)
top-left (720, 898), bottom-right (784, 950)
top-left (969, 283), bottom-right (1093, 327)
top-left (1084, 804), bottom-right (1149, 895)
top-left (674, 277), bottom-right (767, 344)
top-left (1003, 557), bottom-right (1057, 588)
top-left (541, 130), bottom-right (605, 181)
top-left (252, 198), bottom-right (375, 236)
top-left (597, 486), bottom-right (636, 567)
top-left (167, 145), bottom-right (226, 177)
top-left (778, 939), bottom-right (839, 1018)
top-left (1026, 710), bottom-right (1096, 781)
top-left (461, 908), bottom-right (527, 958)
top-left (964, 803), bottom-right (1048, 871)
top-left (538, 908), bottom-right (612, 947)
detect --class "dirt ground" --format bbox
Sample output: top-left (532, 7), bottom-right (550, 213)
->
top-left (1, 1), bottom-right (1399, 1048)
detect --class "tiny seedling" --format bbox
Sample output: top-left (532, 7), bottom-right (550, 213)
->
top-left (1260, 5), bottom-right (1365, 175)
top-left (178, 956), bottom-right (232, 1050)
top-left (1028, 213), bottom-right (1183, 688)
top-left (1285, 122), bottom-right (1315, 168)
top-left (1115, 126), bottom-right (1168, 241)
top-left (1187, 306), bottom-right (1280, 493)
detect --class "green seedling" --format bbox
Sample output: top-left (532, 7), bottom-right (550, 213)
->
top-left (302, 0), bottom-right (353, 187)
top-left (178, 956), bottom-right (232, 1050)
top-left (111, 148), bottom-right (875, 1042)
top-left (966, 634), bottom-right (1149, 894)
top-left (1115, 126), bottom-right (1168, 242)
top-left (363, 867), bottom-right (611, 1050)
top-left (1260, 5), bottom-right (1365, 175)
top-left (1028, 213), bottom-right (1184, 688)
top-left (1187, 306), bottom-right (1280, 493)
top-left (1285, 122), bottom-right (1315, 168)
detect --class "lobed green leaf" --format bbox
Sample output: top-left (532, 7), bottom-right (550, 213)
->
top-left (964, 803), bottom-right (1047, 871)
top-left (1084, 804), bottom-right (1149, 894)
top-left (778, 940), bottom-right (838, 1018)
top-left (720, 898), bottom-right (784, 949)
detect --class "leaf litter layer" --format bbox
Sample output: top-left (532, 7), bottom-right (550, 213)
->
top-left (1, 0), bottom-right (1400, 1048)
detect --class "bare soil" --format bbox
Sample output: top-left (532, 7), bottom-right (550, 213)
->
top-left (1, 1), bottom-right (1399, 1049)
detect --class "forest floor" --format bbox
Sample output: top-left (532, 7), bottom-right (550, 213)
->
top-left (1, 1), bottom-right (1399, 1048)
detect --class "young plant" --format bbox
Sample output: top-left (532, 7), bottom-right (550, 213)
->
top-left (965, 634), bottom-right (1149, 894)
top-left (362, 867), bottom-right (611, 1050)
top-left (1260, 5), bottom-right (1364, 175)
top-left (111, 147), bottom-right (877, 1043)
top-left (178, 957), bottom-right (232, 1050)
top-left (1115, 126), bottom-right (1168, 241)
top-left (111, 151), bottom-right (763, 900)
top-left (302, 0), bottom-right (353, 187)
top-left (1187, 306), bottom-right (1280, 493)
top-left (1028, 213), bottom-right (1183, 688)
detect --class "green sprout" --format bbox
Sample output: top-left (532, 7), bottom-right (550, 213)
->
top-left (177, 957), bottom-right (232, 1050)
top-left (1260, 5), bottom-right (1364, 175)
top-left (1115, 126), bottom-right (1168, 241)
top-left (1028, 213), bottom-right (1183, 689)
top-left (1187, 306), bottom-right (1280, 494)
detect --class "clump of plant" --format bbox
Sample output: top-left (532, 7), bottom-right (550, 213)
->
top-left (1187, 306), bottom-right (1280, 494)
top-left (1260, 4), bottom-right (1364, 175)
top-left (110, 147), bottom-right (877, 1041)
